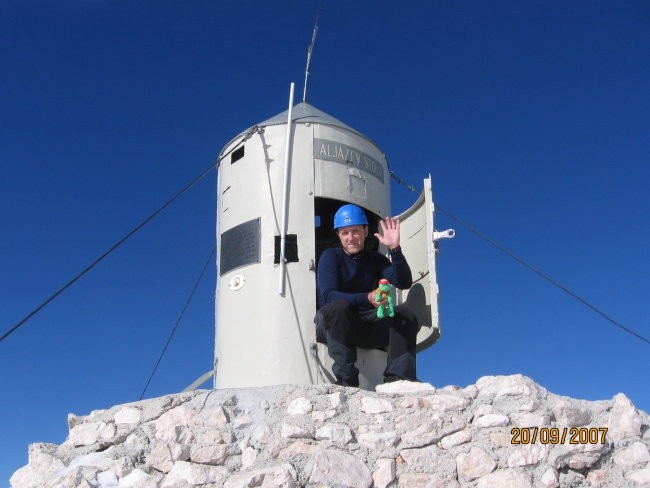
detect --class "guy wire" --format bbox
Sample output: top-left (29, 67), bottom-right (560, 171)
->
top-left (389, 170), bottom-right (649, 346)
top-left (0, 131), bottom-right (255, 344)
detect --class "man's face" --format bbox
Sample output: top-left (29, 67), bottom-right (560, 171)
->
top-left (337, 225), bottom-right (368, 255)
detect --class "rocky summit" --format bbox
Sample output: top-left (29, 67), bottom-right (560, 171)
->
top-left (10, 374), bottom-right (650, 488)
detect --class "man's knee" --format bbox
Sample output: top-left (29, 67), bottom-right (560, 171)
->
top-left (320, 300), bottom-right (355, 318)
top-left (316, 300), bottom-right (357, 343)
top-left (394, 305), bottom-right (419, 336)
top-left (315, 309), bottom-right (327, 344)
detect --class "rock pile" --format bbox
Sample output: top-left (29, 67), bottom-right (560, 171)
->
top-left (10, 374), bottom-right (650, 487)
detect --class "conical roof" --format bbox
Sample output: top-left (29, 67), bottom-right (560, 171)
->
top-left (220, 102), bottom-right (383, 157)
top-left (257, 102), bottom-right (362, 136)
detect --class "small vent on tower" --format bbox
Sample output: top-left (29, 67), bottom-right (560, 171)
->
top-left (231, 146), bottom-right (245, 164)
top-left (274, 235), bottom-right (299, 264)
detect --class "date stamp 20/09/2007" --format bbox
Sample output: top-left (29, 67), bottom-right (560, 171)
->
top-left (511, 427), bottom-right (608, 445)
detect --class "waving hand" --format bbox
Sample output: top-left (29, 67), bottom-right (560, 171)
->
top-left (374, 217), bottom-right (401, 250)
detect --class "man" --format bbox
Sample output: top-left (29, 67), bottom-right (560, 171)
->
top-left (316, 203), bottom-right (419, 387)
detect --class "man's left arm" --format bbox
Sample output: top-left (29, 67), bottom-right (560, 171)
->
top-left (384, 247), bottom-right (412, 289)
top-left (375, 217), bottom-right (412, 289)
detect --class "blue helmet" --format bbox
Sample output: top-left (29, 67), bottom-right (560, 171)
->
top-left (334, 204), bottom-right (368, 229)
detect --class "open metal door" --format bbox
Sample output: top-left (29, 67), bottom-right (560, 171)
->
top-left (395, 175), bottom-right (454, 351)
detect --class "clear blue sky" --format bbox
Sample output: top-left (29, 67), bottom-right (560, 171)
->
top-left (2, 1), bottom-right (649, 483)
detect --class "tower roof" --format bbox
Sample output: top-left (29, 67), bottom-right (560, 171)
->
top-left (257, 102), bottom-right (362, 136)
top-left (220, 102), bottom-right (384, 158)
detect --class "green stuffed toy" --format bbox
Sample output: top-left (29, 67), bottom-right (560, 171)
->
top-left (375, 278), bottom-right (395, 318)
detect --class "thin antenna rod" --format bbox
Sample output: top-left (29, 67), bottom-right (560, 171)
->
top-left (279, 82), bottom-right (295, 296)
top-left (303, 7), bottom-right (322, 103)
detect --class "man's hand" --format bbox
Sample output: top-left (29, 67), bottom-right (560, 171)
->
top-left (368, 290), bottom-right (387, 308)
top-left (374, 216), bottom-right (400, 250)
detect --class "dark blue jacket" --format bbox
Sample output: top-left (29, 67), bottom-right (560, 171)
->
top-left (317, 246), bottom-right (413, 311)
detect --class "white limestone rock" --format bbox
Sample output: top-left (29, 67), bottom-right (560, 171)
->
top-left (328, 391), bottom-right (348, 410)
top-left (401, 421), bottom-right (444, 447)
top-left (608, 393), bottom-right (644, 443)
top-left (114, 406), bottom-right (142, 425)
top-left (550, 441), bottom-right (609, 471)
top-left (189, 443), bottom-right (240, 465)
top-left (586, 469), bottom-right (608, 487)
top-left (396, 396), bottom-right (421, 409)
top-left (272, 439), bottom-right (319, 460)
top-left (510, 411), bottom-right (551, 427)
top-left (506, 443), bottom-right (547, 467)
top-left (139, 392), bottom-right (195, 424)
top-left (560, 470), bottom-right (586, 486)
top-left (53, 465), bottom-right (100, 488)
top-left (223, 463), bottom-right (299, 488)
top-left (161, 460), bottom-right (229, 487)
top-left (540, 467), bottom-right (559, 488)
top-left (626, 466), bottom-right (650, 486)
top-left (475, 468), bottom-right (532, 488)
top-left (10, 375), bottom-right (650, 488)
top-left (67, 421), bottom-right (117, 447)
top-left (440, 428), bottom-right (472, 450)
top-left (372, 458), bottom-right (396, 488)
top-left (375, 380), bottom-right (435, 395)
top-left (360, 396), bottom-right (393, 414)
top-left (463, 384), bottom-right (479, 399)
top-left (8, 466), bottom-right (41, 488)
top-left (400, 445), bottom-right (456, 477)
top-left (358, 429), bottom-right (400, 449)
top-left (66, 451), bottom-right (114, 471)
top-left (315, 423), bottom-right (353, 444)
top-left (488, 431), bottom-right (512, 448)
top-left (10, 444), bottom-right (66, 488)
top-left (476, 374), bottom-right (544, 400)
top-left (280, 423), bottom-right (312, 439)
top-left (311, 409), bottom-right (336, 421)
top-left (551, 399), bottom-right (592, 427)
top-left (309, 449), bottom-right (372, 488)
top-left (113, 454), bottom-right (137, 479)
top-left (96, 470), bottom-right (118, 486)
top-left (194, 425), bottom-right (232, 445)
top-left (286, 397), bottom-right (312, 415)
top-left (124, 430), bottom-right (148, 447)
top-left (420, 392), bottom-right (471, 412)
top-left (251, 424), bottom-right (273, 446)
top-left (614, 441), bottom-right (650, 467)
top-left (455, 447), bottom-right (496, 482)
top-left (206, 406), bottom-right (229, 428)
top-left (472, 404), bottom-right (494, 418)
top-left (117, 468), bottom-right (157, 488)
top-left (472, 413), bottom-right (509, 428)
top-left (232, 414), bottom-right (253, 431)
top-left (154, 405), bottom-right (200, 444)
top-left (519, 397), bottom-right (542, 412)
top-left (397, 473), bottom-right (461, 487)
top-left (240, 446), bottom-right (258, 470)
top-left (146, 442), bottom-right (190, 473)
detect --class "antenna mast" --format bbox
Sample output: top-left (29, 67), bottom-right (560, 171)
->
top-left (302, 8), bottom-right (322, 103)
